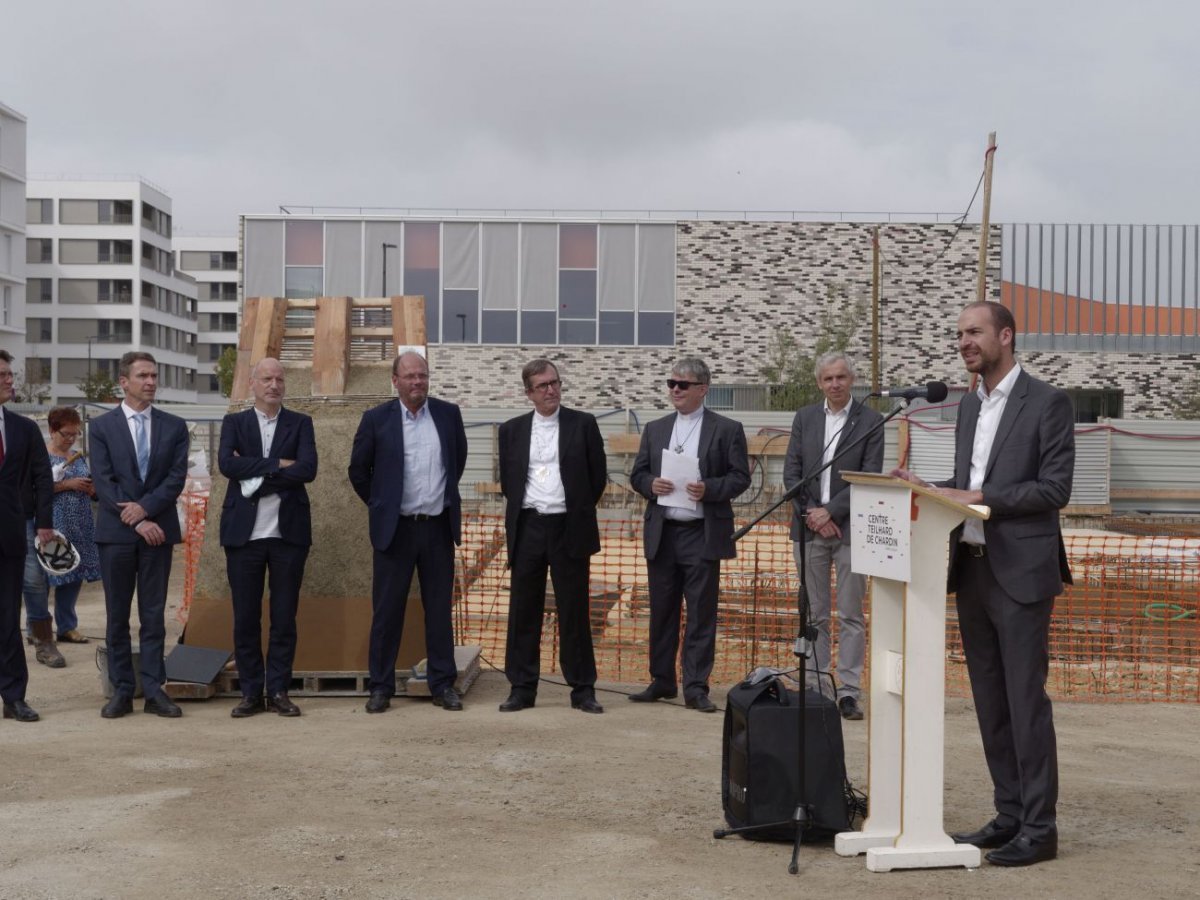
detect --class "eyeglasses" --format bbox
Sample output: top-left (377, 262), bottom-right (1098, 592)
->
top-left (58, 431), bottom-right (82, 440)
top-left (667, 379), bottom-right (704, 390)
top-left (530, 379), bottom-right (562, 393)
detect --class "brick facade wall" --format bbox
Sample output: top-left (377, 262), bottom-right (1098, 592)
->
top-left (412, 220), bottom-right (1193, 417)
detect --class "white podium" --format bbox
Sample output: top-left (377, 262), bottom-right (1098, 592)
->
top-left (833, 472), bottom-right (988, 872)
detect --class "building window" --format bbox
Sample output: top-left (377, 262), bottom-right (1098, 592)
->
top-left (26, 317), bottom-right (52, 342)
top-left (1067, 388), bottom-right (1123, 423)
top-left (1, 286), bottom-right (10, 325)
top-left (26, 238), bottom-right (52, 264)
top-left (26, 278), bottom-right (52, 304)
top-left (26, 198), bottom-right (53, 225)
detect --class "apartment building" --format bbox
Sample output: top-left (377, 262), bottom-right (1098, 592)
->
top-left (176, 235), bottom-right (238, 400)
top-left (25, 178), bottom-right (198, 403)
top-left (0, 101), bottom-right (27, 365)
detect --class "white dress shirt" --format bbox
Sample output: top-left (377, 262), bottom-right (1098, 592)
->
top-left (121, 400), bottom-right (152, 447)
top-left (248, 407), bottom-right (283, 541)
top-left (819, 401), bottom-right (850, 505)
top-left (962, 363), bottom-right (1022, 546)
top-left (523, 409), bottom-right (567, 514)
top-left (663, 406), bottom-right (705, 522)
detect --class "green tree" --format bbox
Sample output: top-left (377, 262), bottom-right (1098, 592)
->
top-left (760, 282), bottom-right (868, 411)
top-left (12, 369), bottom-right (51, 404)
top-left (215, 346), bottom-right (238, 398)
top-left (77, 370), bottom-right (122, 403)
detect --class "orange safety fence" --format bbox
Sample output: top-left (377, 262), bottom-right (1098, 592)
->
top-left (453, 515), bottom-right (1200, 703)
top-left (178, 490), bottom-right (209, 624)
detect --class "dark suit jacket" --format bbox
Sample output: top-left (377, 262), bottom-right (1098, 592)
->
top-left (218, 406), bottom-right (318, 548)
top-left (630, 409), bottom-right (751, 562)
top-left (498, 406), bottom-right (607, 561)
top-left (783, 398), bottom-right (884, 543)
top-left (348, 396), bottom-right (468, 550)
top-left (90, 405), bottom-right (190, 545)
top-left (941, 369), bottom-right (1075, 603)
top-left (0, 410), bottom-right (52, 557)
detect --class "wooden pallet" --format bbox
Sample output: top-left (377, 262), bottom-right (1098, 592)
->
top-left (213, 645), bottom-right (483, 699)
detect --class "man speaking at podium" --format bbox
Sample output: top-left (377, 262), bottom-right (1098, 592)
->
top-left (893, 300), bottom-right (1074, 867)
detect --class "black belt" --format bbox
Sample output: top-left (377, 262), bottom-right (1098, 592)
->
top-left (961, 543), bottom-right (987, 558)
top-left (664, 518), bottom-right (703, 529)
top-left (399, 512), bottom-right (444, 521)
top-left (522, 509), bottom-right (567, 519)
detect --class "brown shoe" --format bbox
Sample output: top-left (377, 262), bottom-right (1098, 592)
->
top-left (31, 619), bottom-right (66, 669)
top-left (57, 629), bottom-right (90, 644)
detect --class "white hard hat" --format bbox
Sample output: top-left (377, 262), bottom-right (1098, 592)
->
top-left (35, 530), bottom-right (80, 577)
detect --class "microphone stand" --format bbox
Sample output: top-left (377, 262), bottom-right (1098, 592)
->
top-left (713, 397), bottom-right (912, 874)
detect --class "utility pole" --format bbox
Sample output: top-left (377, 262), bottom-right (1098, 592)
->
top-left (871, 226), bottom-right (881, 396)
top-left (976, 131), bottom-right (997, 302)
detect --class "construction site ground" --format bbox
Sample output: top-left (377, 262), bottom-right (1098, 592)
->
top-left (2, 579), bottom-right (1197, 900)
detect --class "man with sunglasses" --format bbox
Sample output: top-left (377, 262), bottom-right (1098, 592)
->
top-left (496, 359), bottom-right (606, 714)
top-left (629, 358), bottom-right (750, 712)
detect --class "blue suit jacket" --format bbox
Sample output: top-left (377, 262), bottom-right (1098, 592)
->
top-left (217, 406), bottom-right (318, 548)
top-left (0, 409), bottom-right (52, 557)
top-left (347, 396), bottom-right (468, 551)
top-left (89, 405), bottom-right (190, 545)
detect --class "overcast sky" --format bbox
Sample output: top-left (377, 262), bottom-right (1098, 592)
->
top-left (3, 1), bottom-right (1194, 233)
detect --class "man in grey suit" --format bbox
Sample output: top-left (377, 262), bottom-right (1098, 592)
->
top-left (894, 300), bottom-right (1074, 867)
top-left (629, 357), bottom-right (751, 712)
top-left (783, 352), bottom-right (883, 721)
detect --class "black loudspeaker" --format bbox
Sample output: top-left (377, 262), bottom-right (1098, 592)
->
top-left (721, 679), bottom-right (851, 841)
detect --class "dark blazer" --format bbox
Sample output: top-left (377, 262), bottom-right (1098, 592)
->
top-left (498, 406), bottom-right (607, 560)
top-left (348, 396), bottom-right (468, 550)
top-left (630, 409), bottom-right (751, 561)
top-left (941, 369), bottom-right (1075, 603)
top-left (218, 406), bottom-right (318, 548)
top-left (783, 398), bottom-right (885, 542)
top-left (0, 410), bottom-right (52, 556)
top-left (90, 405), bottom-right (190, 545)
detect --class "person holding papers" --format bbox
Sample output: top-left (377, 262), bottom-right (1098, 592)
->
top-left (629, 358), bottom-right (750, 712)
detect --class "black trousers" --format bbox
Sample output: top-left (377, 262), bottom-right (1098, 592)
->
top-left (0, 555), bottom-right (28, 704)
top-left (956, 551), bottom-right (1058, 838)
top-left (226, 538), bottom-right (309, 698)
top-left (645, 520), bottom-right (720, 701)
top-left (99, 541), bottom-right (174, 700)
top-left (505, 511), bottom-right (598, 703)
top-left (369, 515), bottom-right (458, 697)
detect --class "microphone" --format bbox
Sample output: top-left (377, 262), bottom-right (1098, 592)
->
top-left (870, 381), bottom-right (949, 403)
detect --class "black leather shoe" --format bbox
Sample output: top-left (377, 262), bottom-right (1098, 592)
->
top-left (144, 695), bottom-right (183, 718)
top-left (101, 694), bottom-right (134, 719)
top-left (951, 818), bottom-right (1022, 848)
top-left (838, 696), bottom-right (864, 721)
top-left (628, 683), bottom-right (678, 703)
top-left (432, 688), bottom-right (463, 711)
top-left (267, 693), bottom-right (301, 717)
top-left (365, 691), bottom-right (391, 714)
top-left (685, 694), bottom-right (718, 713)
top-left (231, 696), bottom-right (265, 718)
top-left (2, 699), bottom-right (39, 722)
top-left (986, 831), bottom-right (1058, 867)
top-left (498, 693), bottom-right (534, 712)
top-left (572, 696), bottom-right (605, 714)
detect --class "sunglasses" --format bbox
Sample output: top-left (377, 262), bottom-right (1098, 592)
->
top-left (667, 379), bottom-right (704, 390)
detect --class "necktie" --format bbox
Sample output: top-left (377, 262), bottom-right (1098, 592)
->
top-left (134, 412), bottom-right (150, 480)
top-left (0, 420), bottom-right (5, 469)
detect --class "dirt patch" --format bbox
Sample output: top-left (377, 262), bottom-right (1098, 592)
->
top-left (2, 581), bottom-right (1197, 900)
